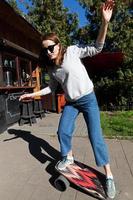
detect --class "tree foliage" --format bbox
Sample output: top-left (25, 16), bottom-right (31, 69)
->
top-left (77, 0), bottom-right (133, 109)
top-left (24, 0), bottom-right (78, 46)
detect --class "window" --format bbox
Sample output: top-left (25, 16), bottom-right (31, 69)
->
top-left (19, 59), bottom-right (31, 86)
top-left (2, 54), bottom-right (17, 86)
top-left (1, 52), bottom-right (38, 88)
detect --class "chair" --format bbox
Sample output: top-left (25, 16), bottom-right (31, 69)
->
top-left (19, 99), bottom-right (36, 126)
top-left (33, 99), bottom-right (45, 119)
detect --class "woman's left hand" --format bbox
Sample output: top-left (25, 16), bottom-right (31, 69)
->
top-left (101, 0), bottom-right (115, 23)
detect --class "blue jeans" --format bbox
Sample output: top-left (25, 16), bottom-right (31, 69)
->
top-left (57, 92), bottom-right (109, 166)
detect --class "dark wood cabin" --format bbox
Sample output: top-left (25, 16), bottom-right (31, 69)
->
top-left (0, 0), bottom-right (42, 132)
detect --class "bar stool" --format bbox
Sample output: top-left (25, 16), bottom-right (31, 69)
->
top-left (33, 99), bottom-right (45, 119)
top-left (19, 99), bottom-right (36, 126)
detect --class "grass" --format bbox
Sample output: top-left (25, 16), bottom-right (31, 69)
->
top-left (100, 111), bottom-right (133, 139)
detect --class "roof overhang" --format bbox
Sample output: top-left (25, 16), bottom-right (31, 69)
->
top-left (0, 38), bottom-right (39, 59)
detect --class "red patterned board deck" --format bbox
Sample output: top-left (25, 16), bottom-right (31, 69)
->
top-left (55, 161), bottom-right (107, 199)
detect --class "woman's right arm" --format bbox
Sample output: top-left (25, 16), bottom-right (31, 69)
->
top-left (19, 86), bottom-right (52, 101)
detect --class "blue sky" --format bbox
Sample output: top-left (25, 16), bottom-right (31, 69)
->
top-left (63, 0), bottom-right (88, 27)
top-left (16, 0), bottom-right (87, 27)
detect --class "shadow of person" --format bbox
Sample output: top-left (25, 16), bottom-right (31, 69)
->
top-left (4, 129), bottom-right (61, 164)
top-left (4, 128), bottom-right (62, 188)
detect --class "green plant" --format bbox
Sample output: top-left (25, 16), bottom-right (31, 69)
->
top-left (100, 111), bottom-right (133, 139)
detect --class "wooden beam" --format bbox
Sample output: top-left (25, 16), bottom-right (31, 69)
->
top-left (0, 38), bottom-right (39, 59)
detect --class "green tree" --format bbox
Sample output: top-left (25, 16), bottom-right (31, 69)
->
top-left (76, 0), bottom-right (133, 109)
top-left (24, 0), bottom-right (78, 46)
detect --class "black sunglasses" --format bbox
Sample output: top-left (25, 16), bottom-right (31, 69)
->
top-left (43, 44), bottom-right (57, 54)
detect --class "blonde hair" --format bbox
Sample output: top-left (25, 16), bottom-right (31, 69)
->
top-left (41, 32), bottom-right (65, 66)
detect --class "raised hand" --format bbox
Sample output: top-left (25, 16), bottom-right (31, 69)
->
top-left (101, 0), bottom-right (115, 23)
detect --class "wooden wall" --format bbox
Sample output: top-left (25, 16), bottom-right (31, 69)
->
top-left (0, 1), bottom-right (41, 55)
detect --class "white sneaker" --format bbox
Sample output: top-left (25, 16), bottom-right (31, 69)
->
top-left (57, 156), bottom-right (74, 171)
top-left (106, 178), bottom-right (116, 199)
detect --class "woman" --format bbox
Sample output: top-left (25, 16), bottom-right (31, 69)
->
top-left (19, 1), bottom-right (116, 198)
